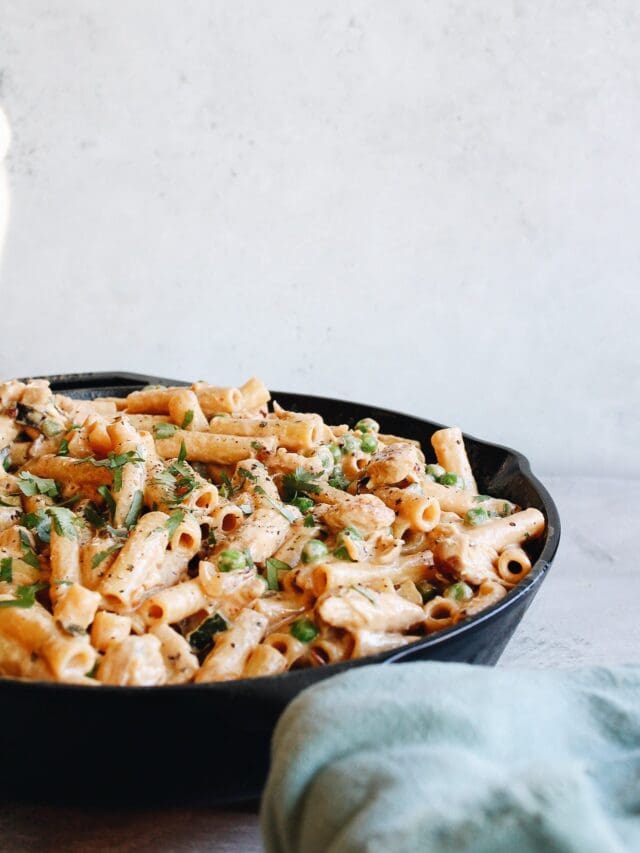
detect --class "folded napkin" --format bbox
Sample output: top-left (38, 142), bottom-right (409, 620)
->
top-left (261, 662), bottom-right (640, 853)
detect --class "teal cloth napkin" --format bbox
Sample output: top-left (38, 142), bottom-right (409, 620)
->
top-left (260, 662), bottom-right (640, 853)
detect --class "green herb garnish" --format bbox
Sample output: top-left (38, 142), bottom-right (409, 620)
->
top-left (97, 485), bottom-right (116, 520)
top-left (165, 509), bottom-right (185, 539)
top-left (282, 467), bottom-right (320, 502)
top-left (265, 557), bottom-right (291, 591)
top-left (154, 422), bottom-right (179, 439)
top-left (91, 544), bottom-right (123, 569)
top-left (188, 613), bottom-right (228, 656)
top-left (0, 557), bottom-right (12, 583)
top-left (19, 530), bottom-right (40, 569)
top-left (17, 471), bottom-right (59, 498)
top-left (181, 410), bottom-right (194, 429)
top-left (124, 490), bottom-right (144, 529)
top-left (0, 582), bottom-right (48, 609)
top-left (48, 506), bottom-right (78, 539)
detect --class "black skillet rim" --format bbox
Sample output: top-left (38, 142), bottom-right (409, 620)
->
top-left (1, 370), bottom-right (561, 694)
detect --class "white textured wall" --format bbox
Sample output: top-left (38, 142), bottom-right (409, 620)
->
top-left (0, 1), bottom-right (638, 476)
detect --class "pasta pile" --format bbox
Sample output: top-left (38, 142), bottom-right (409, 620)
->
top-left (0, 377), bottom-right (545, 685)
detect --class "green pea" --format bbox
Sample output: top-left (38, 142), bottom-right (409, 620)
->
top-left (445, 581), bottom-right (473, 601)
top-left (439, 472), bottom-right (465, 488)
top-left (341, 435), bottom-right (361, 455)
top-left (290, 617), bottom-right (319, 643)
top-left (425, 463), bottom-right (445, 479)
top-left (301, 539), bottom-right (328, 564)
top-left (218, 549), bottom-right (248, 572)
top-left (317, 447), bottom-right (335, 470)
top-left (416, 580), bottom-right (438, 603)
top-left (354, 418), bottom-right (379, 434)
top-left (291, 496), bottom-right (314, 513)
top-left (328, 444), bottom-right (342, 464)
top-left (464, 507), bottom-right (489, 526)
top-left (360, 433), bottom-right (378, 454)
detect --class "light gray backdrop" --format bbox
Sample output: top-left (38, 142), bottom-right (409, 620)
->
top-left (1, 1), bottom-right (638, 476)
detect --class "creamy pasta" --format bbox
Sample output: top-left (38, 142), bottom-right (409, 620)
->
top-left (0, 377), bottom-right (545, 685)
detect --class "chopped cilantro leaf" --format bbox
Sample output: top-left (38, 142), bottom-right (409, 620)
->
top-left (165, 509), bottom-right (185, 539)
top-left (154, 422), bottom-right (179, 439)
top-left (181, 410), bottom-right (194, 429)
top-left (0, 557), bottom-right (12, 583)
top-left (19, 530), bottom-right (40, 569)
top-left (254, 485), bottom-right (297, 523)
top-left (97, 485), bottom-right (116, 520)
top-left (84, 503), bottom-right (106, 529)
top-left (48, 506), bottom-right (79, 539)
top-left (265, 557), bottom-right (291, 591)
top-left (17, 471), bottom-right (59, 498)
top-left (178, 440), bottom-right (187, 464)
top-left (124, 490), bottom-right (144, 529)
top-left (23, 510), bottom-right (52, 543)
top-left (91, 544), bottom-right (123, 569)
top-left (282, 467), bottom-right (321, 502)
top-left (0, 582), bottom-right (48, 609)
top-left (57, 438), bottom-right (70, 457)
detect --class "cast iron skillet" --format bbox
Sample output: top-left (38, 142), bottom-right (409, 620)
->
top-left (0, 372), bottom-right (560, 803)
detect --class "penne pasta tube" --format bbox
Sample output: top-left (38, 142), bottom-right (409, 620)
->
top-left (184, 482), bottom-right (219, 514)
top-left (90, 611), bottom-right (132, 651)
top-left (464, 579), bottom-right (507, 616)
top-left (468, 508), bottom-right (545, 551)
top-left (53, 583), bottom-right (101, 635)
top-left (191, 382), bottom-right (243, 416)
top-left (0, 601), bottom-right (97, 682)
top-left (497, 545), bottom-right (532, 585)
top-left (139, 578), bottom-right (210, 625)
top-left (99, 511), bottom-right (170, 612)
top-left (126, 414), bottom-right (171, 432)
top-left (49, 527), bottom-right (81, 603)
top-left (124, 386), bottom-right (183, 414)
top-left (209, 415), bottom-right (324, 452)
top-left (243, 643), bottom-right (288, 678)
top-left (98, 634), bottom-right (167, 686)
top-left (351, 629), bottom-right (419, 659)
top-left (318, 588), bottom-right (424, 633)
top-left (149, 623), bottom-right (199, 684)
top-left (262, 632), bottom-right (306, 667)
top-left (23, 455), bottom-right (112, 488)
top-left (375, 486), bottom-right (441, 532)
top-left (167, 511), bottom-right (201, 558)
top-left (168, 389), bottom-right (209, 431)
top-left (222, 507), bottom-right (291, 564)
top-left (240, 377), bottom-right (271, 411)
top-left (424, 596), bottom-right (460, 632)
top-left (210, 502), bottom-right (244, 534)
top-left (155, 431), bottom-right (277, 465)
top-left (195, 608), bottom-right (267, 682)
top-left (308, 634), bottom-right (354, 666)
top-left (107, 419), bottom-right (147, 528)
top-left (311, 554), bottom-right (431, 596)
top-left (431, 427), bottom-right (477, 493)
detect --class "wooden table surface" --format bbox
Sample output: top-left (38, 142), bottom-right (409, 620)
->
top-left (1, 476), bottom-right (636, 852)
